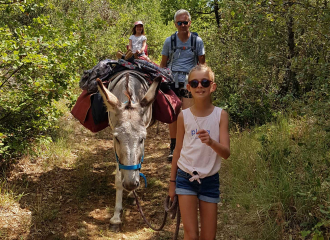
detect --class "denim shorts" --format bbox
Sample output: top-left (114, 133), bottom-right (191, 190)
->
top-left (175, 168), bottom-right (220, 203)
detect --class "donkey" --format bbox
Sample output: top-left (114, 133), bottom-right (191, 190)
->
top-left (96, 70), bottom-right (161, 230)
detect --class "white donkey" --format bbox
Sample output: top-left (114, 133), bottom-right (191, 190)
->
top-left (96, 70), bottom-right (161, 231)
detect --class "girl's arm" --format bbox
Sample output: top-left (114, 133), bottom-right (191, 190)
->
top-left (169, 112), bottom-right (185, 201)
top-left (140, 40), bottom-right (146, 52)
top-left (128, 39), bottom-right (133, 51)
top-left (197, 110), bottom-right (230, 159)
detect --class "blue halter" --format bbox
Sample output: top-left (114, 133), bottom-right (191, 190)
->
top-left (115, 151), bottom-right (147, 188)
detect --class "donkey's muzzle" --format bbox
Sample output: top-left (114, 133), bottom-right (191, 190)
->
top-left (123, 180), bottom-right (140, 191)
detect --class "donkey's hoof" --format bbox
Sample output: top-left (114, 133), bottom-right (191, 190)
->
top-left (109, 223), bottom-right (122, 232)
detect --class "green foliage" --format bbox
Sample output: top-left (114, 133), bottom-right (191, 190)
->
top-left (225, 113), bottom-right (330, 239)
top-left (160, 0), bottom-right (218, 25)
top-left (200, 0), bottom-right (330, 127)
top-left (0, 0), bottom-right (173, 161)
top-left (1, 1), bottom-right (329, 237)
top-left (0, 1), bottom-right (89, 162)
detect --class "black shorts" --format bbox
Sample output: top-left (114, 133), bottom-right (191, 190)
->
top-left (169, 82), bottom-right (192, 99)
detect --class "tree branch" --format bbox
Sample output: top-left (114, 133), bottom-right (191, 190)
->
top-left (193, 10), bottom-right (215, 15)
top-left (0, 0), bottom-right (24, 4)
top-left (0, 64), bottom-right (24, 90)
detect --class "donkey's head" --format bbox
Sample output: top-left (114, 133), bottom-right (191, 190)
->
top-left (96, 76), bottom-right (161, 191)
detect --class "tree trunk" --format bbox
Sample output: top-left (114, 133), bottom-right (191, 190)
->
top-left (281, 1), bottom-right (299, 95)
top-left (214, 1), bottom-right (221, 28)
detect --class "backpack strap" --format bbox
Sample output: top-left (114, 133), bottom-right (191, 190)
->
top-left (191, 32), bottom-right (197, 52)
top-left (168, 32), bottom-right (199, 67)
top-left (168, 33), bottom-right (177, 70)
top-left (190, 32), bottom-right (198, 65)
top-left (171, 33), bottom-right (177, 52)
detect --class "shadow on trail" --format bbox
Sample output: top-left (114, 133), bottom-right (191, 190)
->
top-left (8, 146), bottom-right (115, 239)
top-left (7, 123), bottom-right (175, 239)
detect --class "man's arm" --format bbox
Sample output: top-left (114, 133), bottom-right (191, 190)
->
top-left (197, 37), bottom-right (205, 64)
top-left (160, 37), bottom-right (170, 68)
top-left (198, 55), bottom-right (205, 65)
top-left (160, 55), bottom-right (169, 68)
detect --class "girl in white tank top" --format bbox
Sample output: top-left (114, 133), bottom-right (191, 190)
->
top-left (168, 64), bottom-right (230, 239)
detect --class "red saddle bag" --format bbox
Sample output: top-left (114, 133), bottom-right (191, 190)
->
top-left (71, 90), bottom-right (109, 133)
top-left (153, 89), bottom-right (182, 124)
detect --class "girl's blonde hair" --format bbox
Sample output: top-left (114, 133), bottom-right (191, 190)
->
top-left (188, 64), bottom-right (215, 82)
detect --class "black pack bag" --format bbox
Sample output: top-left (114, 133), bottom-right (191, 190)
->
top-left (79, 59), bottom-right (118, 93)
top-left (91, 92), bottom-right (108, 125)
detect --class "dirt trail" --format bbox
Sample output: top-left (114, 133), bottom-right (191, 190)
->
top-left (1, 115), bottom-right (240, 240)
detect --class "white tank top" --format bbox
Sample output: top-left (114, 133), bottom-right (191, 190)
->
top-left (177, 107), bottom-right (222, 182)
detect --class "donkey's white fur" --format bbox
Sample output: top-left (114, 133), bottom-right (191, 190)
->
top-left (97, 71), bottom-right (161, 226)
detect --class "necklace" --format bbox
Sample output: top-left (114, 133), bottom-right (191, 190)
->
top-left (193, 113), bottom-right (201, 131)
top-left (187, 109), bottom-right (213, 182)
top-left (190, 109), bottom-right (212, 156)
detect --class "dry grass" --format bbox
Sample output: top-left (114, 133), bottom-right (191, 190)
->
top-left (1, 111), bottom-right (184, 239)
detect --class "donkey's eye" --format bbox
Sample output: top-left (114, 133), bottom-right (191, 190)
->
top-left (115, 137), bottom-right (120, 143)
top-left (140, 138), bottom-right (144, 144)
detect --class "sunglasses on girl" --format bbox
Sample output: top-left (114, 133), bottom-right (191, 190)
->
top-left (177, 21), bottom-right (189, 26)
top-left (188, 79), bottom-right (212, 88)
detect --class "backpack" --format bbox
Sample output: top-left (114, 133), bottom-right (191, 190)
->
top-left (168, 32), bottom-right (199, 68)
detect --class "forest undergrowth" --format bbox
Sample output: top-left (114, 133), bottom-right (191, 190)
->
top-left (1, 0), bottom-right (330, 239)
top-left (1, 98), bottom-right (329, 239)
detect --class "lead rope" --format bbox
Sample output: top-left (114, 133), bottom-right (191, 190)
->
top-left (133, 191), bottom-right (181, 240)
top-left (166, 195), bottom-right (181, 240)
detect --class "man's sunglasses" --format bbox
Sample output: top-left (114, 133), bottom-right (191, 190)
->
top-left (177, 21), bottom-right (189, 26)
top-left (188, 79), bottom-right (212, 88)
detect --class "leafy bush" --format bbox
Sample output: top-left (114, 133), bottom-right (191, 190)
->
top-left (200, 1), bottom-right (330, 128)
top-left (224, 112), bottom-right (330, 239)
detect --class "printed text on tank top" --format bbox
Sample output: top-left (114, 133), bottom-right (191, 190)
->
top-left (189, 107), bottom-right (215, 183)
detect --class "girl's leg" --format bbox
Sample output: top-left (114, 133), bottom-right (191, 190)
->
top-left (178, 195), bottom-right (199, 240)
top-left (199, 200), bottom-right (218, 240)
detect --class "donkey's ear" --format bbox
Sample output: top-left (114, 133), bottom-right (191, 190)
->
top-left (140, 76), bottom-right (162, 108)
top-left (96, 78), bottom-right (121, 113)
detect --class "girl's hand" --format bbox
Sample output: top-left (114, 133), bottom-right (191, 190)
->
top-left (168, 182), bottom-right (176, 201)
top-left (197, 129), bottom-right (213, 146)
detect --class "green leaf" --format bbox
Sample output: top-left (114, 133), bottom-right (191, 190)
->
top-left (18, 6), bottom-right (25, 13)
top-left (301, 230), bottom-right (311, 238)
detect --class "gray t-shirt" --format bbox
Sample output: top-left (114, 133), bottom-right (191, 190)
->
top-left (129, 35), bottom-right (147, 54)
top-left (161, 33), bottom-right (205, 73)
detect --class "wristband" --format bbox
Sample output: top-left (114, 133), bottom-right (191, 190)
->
top-left (170, 180), bottom-right (176, 183)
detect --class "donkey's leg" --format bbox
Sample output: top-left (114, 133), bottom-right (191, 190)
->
top-left (110, 167), bottom-right (123, 231)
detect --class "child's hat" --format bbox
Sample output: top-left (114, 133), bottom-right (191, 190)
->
top-left (134, 21), bottom-right (143, 26)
